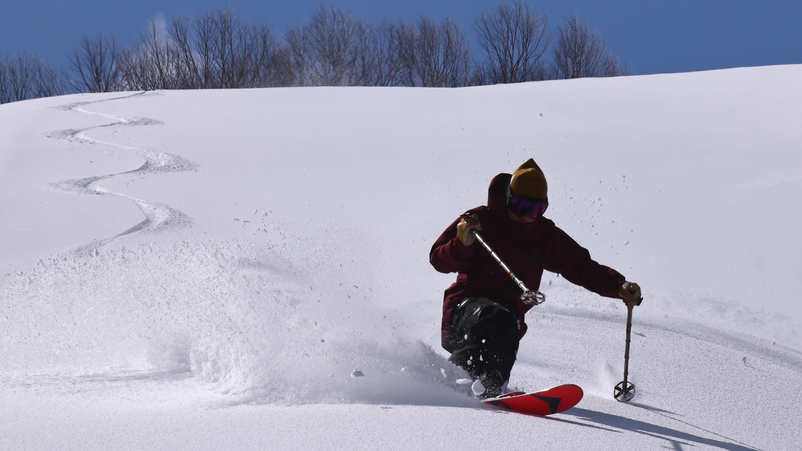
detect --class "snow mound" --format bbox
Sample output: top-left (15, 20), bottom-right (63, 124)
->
top-left (0, 234), bottom-right (471, 406)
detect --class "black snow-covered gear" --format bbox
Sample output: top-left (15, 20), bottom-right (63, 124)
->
top-left (444, 296), bottom-right (519, 397)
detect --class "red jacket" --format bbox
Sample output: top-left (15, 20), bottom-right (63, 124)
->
top-left (430, 173), bottom-right (626, 347)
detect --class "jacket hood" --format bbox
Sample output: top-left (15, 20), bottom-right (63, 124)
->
top-left (487, 173), bottom-right (511, 214)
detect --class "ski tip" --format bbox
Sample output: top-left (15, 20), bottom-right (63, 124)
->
top-left (545, 383), bottom-right (584, 397)
top-left (568, 383), bottom-right (584, 396)
top-left (482, 383), bottom-right (584, 416)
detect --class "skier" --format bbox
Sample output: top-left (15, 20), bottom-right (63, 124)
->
top-left (430, 158), bottom-right (642, 397)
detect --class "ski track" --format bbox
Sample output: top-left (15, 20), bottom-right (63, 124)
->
top-left (45, 92), bottom-right (197, 252)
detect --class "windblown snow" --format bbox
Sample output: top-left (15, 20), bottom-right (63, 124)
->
top-left (2, 65), bottom-right (801, 450)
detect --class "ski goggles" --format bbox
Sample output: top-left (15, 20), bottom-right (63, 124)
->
top-left (508, 195), bottom-right (548, 218)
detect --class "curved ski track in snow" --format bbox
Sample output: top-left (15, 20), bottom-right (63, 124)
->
top-left (46, 92), bottom-right (197, 251)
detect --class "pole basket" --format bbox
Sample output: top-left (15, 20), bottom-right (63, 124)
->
top-left (614, 380), bottom-right (635, 403)
top-left (520, 290), bottom-right (546, 306)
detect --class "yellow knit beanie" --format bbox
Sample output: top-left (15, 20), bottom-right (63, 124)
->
top-left (510, 158), bottom-right (548, 200)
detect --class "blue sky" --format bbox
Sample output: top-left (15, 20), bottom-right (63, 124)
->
top-left (1, 0), bottom-right (800, 75)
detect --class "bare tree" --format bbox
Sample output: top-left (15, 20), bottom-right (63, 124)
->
top-left (0, 52), bottom-right (63, 104)
top-left (410, 17), bottom-right (443, 86)
top-left (284, 25), bottom-right (311, 86)
top-left (111, 7), bottom-right (477, 90)
top-left (349, 20), bottom-right (412, 87)
top-left (251, 24), bottom-right (295, 87)
top-left (363, 20), bottom-right (405, 86)
top-left (551, 13), bottom-right (628, 79)
top-left (601, 53), bottom-right (631, 77)
top-left (340, 19), bottom-right (398, 87)
top-left (35, 60), bottom-right (65, 98)
top-left (119, 18), bottom-right (184, 91)
top-left (2, 54), bottom-right (40, 101)
top-left (0, 57), bottom-right (6, 103)
top-left (204, 8), bottom-right (260, 89)
top-left (396, 17), bottom-right (472, 87)
top-left (67, 34), bottom-right (122, 93)
top-left (123, 10), bottom-right (263, 91)
top-left (282, 10), bottom-right (471, 88)
top-left (438, 19), bottom-right (473, 87)
top-left (474, 0), bottom-right (551, 84)
top-left (394, 20), bottom-right (418, 87)
top-left (305, 5), bottom-right (360, 86)
top-left (168, 9), bottom-right (290, 89)
top-left (284, 5), bottom-right (382, 87)
top-left (191, 13), bottom-right (219, 88)
top-left (169, 17), bottom-right (204, 89)
top-left (349, 21), bottom-right (384, 86)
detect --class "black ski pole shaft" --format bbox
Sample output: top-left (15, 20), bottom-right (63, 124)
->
top-left (623, 305), bottom-right (633, 385)
top-left (614, 306), bottom-right (635, 402)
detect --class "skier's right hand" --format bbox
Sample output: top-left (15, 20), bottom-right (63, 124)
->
top-left (457, 214), bottom-right (482, 246)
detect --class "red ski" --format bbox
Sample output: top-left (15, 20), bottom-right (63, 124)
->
top-left (482, 384), bottom-right (583, 415)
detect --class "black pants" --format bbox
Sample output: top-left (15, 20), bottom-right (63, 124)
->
top-left (445, 297), bottom-right (519, 394)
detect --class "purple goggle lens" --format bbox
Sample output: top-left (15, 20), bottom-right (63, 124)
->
top-left (508, 196), bottom-right (548, 218)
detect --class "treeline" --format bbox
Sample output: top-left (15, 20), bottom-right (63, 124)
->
top-left (0, 1), bottom-right (629, 104)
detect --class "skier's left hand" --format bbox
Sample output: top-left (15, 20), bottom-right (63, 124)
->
top-left (619, 282), bottom-right (642, 307)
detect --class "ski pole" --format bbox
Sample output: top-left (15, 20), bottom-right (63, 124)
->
top-left (462, 214), bottom-right (545, 306)
top-left (614, 306), bottom-right (635, 402)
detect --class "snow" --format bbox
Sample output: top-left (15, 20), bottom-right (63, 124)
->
top-left (2, 65), bottom-right (802, 450)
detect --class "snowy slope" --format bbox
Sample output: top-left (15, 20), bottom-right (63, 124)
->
top-left (2, 65), bottom-right (801, 450)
